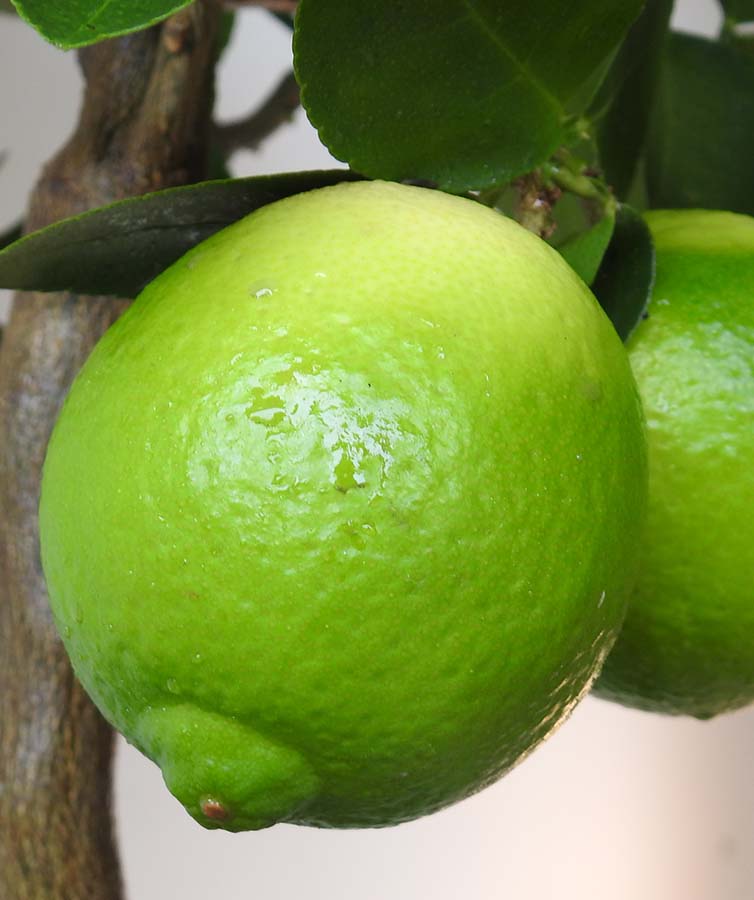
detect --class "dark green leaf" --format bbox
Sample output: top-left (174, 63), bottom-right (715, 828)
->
top-left (591, 205), bottom-right (654, 342)
top-left (721, 0), bottom-right (754, 21)
top-left (216, 10), bottom-right (236, 59)
top-left (545, 191), bottom-right (596, 247)
top-left (293, 0), bottom-right (644, 194)
top-left (557, 209), bottom-right (616, 285)
top-left (564, 49), bottom-right (621, 118)
top-left (207, 144), bottom-right (233, 182)
top-left (0, 170), bottom-right (359, 298)
top-left (0, 220), bottom-right (22, 251)
top-left (9, 0), bottom-right (192, 49)
top-left (271, 10), bottom-right (294, 30)
top-left (646, 32), bottom-right (754, 214)
top-left (591, 0), bottom-right (674, 197)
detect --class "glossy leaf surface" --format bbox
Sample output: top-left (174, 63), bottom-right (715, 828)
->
top-left (646, 32), bottom-right (754, 214)
top-left (592, 0), bottom-right (673, 197)
top-left (557, 210), bottom-right (616, 286)
top-left (0, 170), bottom-right (358, 298)
top-left (294, 0), bottom-right (644, 193)
top-left (9, 0), bottom-right (191, 48)
top-left (591, 205), bottom-right (654, 342)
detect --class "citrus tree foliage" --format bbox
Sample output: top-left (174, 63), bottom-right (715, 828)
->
top-left (2, 0), bottom-right (753, 342)
top-left (720, 0), bottom-right (754, 20)
top-left (591, 0), bottom-right (674, 197)
top-left (0, 171), bottom-right (359, 297)
top-left (9, 0), bottom-right (192, 47)
top-left (294, 0), bottom-right (644, 193)
top-left (558, 212), bottom-right (617, 287)
top-left (646, 31), bottom-right (754, 214)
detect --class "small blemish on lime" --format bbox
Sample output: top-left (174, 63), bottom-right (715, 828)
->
top-left (201, 797), bottom-right (231, 821)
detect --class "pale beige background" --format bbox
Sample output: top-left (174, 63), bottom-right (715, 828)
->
top-left (2, 3), bottom-right (754, 899)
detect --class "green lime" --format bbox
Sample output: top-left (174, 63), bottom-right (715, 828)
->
top-left (40, 180), bottom-right (646, 830)
top-left (595, 209), bottom-right (754, 718)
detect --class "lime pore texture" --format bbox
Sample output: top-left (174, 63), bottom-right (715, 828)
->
top-left (40, 181), bottom-right (647, 831)
top-left (595, 210), bottom-right (754, 718)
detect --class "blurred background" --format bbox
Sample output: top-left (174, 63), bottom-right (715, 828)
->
top-left (2, 2), bottom-right (754, 898)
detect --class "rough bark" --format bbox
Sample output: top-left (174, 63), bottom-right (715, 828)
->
top-left (0, 4), bottom-right (220, 898)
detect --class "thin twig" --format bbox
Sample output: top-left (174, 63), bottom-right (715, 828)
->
top-left (214, 69), bottom-right (300, 156)
top-left (223, 0), bottom-right (298, 11)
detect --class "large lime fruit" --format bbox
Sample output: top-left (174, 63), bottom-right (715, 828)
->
top-left (40, 180), bottom-right (646, 830)
top-left (595, 209), bottom-right (754, 718)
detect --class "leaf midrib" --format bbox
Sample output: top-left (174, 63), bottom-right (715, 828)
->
top-left (77, 0), bottom-right (117, 37)
top-left (459, 0), bottom-right (557, 109)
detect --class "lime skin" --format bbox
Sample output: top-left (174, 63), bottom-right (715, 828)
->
top-left (595, 210), bottom-right (754, 719)
top-left (40, 181), bottom-right (647, 830)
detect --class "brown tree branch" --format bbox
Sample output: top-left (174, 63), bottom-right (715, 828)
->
top-left (0, 3), bottom-right (221, 898)
top-left (224, 0), bottom-right (298, 10)
top-left (214, 68), bottom-right (300, 156)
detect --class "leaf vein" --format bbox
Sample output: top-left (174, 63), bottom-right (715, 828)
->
top-left (458, 0), bottom-right (556, 108)
top-left (78, 0), bottom-right (118, 35)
